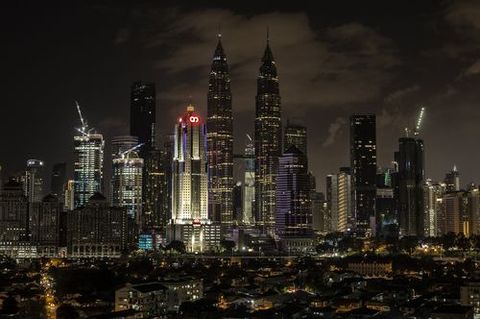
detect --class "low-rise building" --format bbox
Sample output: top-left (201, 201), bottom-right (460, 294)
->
top-left (160, 277), bottom-right (203, 312)
top-left (115, 282), bottom-right (167, 317)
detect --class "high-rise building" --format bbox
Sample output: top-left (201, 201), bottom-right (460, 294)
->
top-left (207, 34), bottom-right (234, 226)
top-left (130, 82), bottom-right (156, 155)
top-left (276, 146), bottom-right (312, 237)
top-left (111, 137), bottom-right (143, 223)
top-left (439, 191), bottom-right (470, 236)
top-left (67, 193), bottom-right (128, 258)
top-left (50, 163), bottom-right (67, 199)
top-left (444, 165), bottom-right (460, 192)
top-left (376, 168), bottom-right (395, 235)
top-left (394, 137), bottom-right (425, 236)
top-left (0, 179), bottom-right (28, 243)
top-left (23, 159), bottom-right (45, 203)
top-left (350, 114), bottom-right (377, 236)
top-left (73, 132), bottom-right (104, 208)
top-left (468, 186), bottom-right (480, 235)
top-left (143, 149), bottom-right (169, 230)
top-left (284, 122), bottom-right (307, 156)
top-left (169, 105), bottom-right (220, 252)
top-left (255, 35), bottom-right (282, 234)
top-left (326, 167), bottom-right (352, 233)
top-left (424, 179), bottom-right (445, 237)
top-left (243, 134), bottom-right (255, 225)
top-left (311, 191), bottom-right (327, 232)
top-left (233, 182), bottom-right (243, 223)
top-left (112, 136), bottom-right (139, 158)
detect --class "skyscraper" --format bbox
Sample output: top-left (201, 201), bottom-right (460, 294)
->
top-left (284, 122), bottom-right (307, 156)
top-left (23, 159), bottom-right (45, 203)
top-left (169, 105), bottom-right (220, 252)
top-left (50, 163), bottom-right (66, 199)
top-left (0, 179), bottom-right (28, 243)
top-left (326, 167), bottom-right (352, 233)
top-left (394, 136), bottom-right (425, 236)
top-left (276, 146), bottom-right (312, 237)
top-left (255, 35), bottom-right (282, 234)
top-left (111, 136), bottom-right (143, 223)
top-left (350, 114), bottom-right (377, 236)
top-left (130, 82), bottom-right (156, 155)
top-left (73, 130), bottom-right (104, 208)
top-left (143, 149), bottom-right (169, 229)
top-left (207, 34), bottom-right (234, 226)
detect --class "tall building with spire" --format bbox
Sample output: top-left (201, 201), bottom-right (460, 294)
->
top-left (207, 34), bottom-right (234, 226)
top-left (168, 105), bottom-right (220, 252)
top-left (255, 32), bottom-right (282, 234)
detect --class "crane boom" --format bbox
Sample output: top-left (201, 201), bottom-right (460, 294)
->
top-left (75, 100), bottom-right (89, 135)
top-left (120, 143), bottom-right (144, 158)
top-left (414, 106), bottom-right (425, 136)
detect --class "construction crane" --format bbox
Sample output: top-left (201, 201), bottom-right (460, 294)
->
top-left (118, 143), bottom-right (144, 159)
top-left (404, 105), bottom-right (426, 137)
top-left (413, 106), bottom-right (425, 136)
top-left (74, 101), bottom-right (93, 136)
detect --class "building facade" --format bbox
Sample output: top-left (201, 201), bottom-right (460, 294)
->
top-left (284, 122), bottom-right (307, 156)
top-left (50, 162), bottom-right (66, 200)
top-left (327, 167), bottom-right (352, 233)
top-left (130, 82), bottom-right (156, 155)
top-left (23, 159), bottom-right (45, 203)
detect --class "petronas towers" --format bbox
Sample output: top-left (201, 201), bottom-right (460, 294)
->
top-left (207, 33), bottom-right (281, 232)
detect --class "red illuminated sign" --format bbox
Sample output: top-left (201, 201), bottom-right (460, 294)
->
top-left (189, 116), bottom-right (199, 123)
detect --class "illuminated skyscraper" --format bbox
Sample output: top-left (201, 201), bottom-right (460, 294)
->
top-left (169, 105), bottom-right (220, 252)
top-left (23, 159), bottom-right (45, 203)
top-left (284, 122), bottom-right (307, 156)
top-left (111, 136), bottom-right (143, 223)
top-left (444, 166), bottom-right (460, 192)
top-left (130, 82), bottom-right (156, 155)
top-left (207, 34), bottom-right (234, 226)
top-left (64, 180), bottom-right (75, 211)
top-left (276, 146), bottom-right (311, 237)
top-left (255, 34), bottom-right (282, 234)
top-left (73, 133), bottom-right (104, 208)
top-left (350, 114), bottom-right (377, 236)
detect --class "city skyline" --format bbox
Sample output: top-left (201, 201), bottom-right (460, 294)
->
top-left (4, 2), bottom-right (480, 192)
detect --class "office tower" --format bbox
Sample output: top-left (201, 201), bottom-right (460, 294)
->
top-left (23, 159), bottom-right (45, 203)
top-left (207, 34), bottom-right (234, 226)
top-left (169, 105), bottom-right (220, 252)
top-left (276, 146), bottom-right (312, 237)
top-left (67, 193), bottom-right (128, 258)
top-left (64, 180), bottom-right (75, 211)
top-left (326, 167), bottom-right (352, 233)
top-left (255, 35), bottom-right (282, 234)
top-left (0, 179), bottom-right (28, 243)
top-left (243, 135), bottom-right (255, 225)
top-left (73, 131), bottom-right (104, 208)
top-left (395, 136), bottom-right (425, 236)
top-left (468, 186), bottom-right (480, 235)
top-left (50, 163), bottom-right (66, 199)
top-left (112, 137), bottom-right (143, 223)
top-left (444, 165), bottom-right (460, 192)
top-left (284, 122), bottom-right (307, 156)
top-left (350, 114), bottom-right (377, 236)
top-left (163, 135), bottom-right (174, 221)
top-left (30, 194), bottom-right (63, 256)
top-left (233, 182), bottom-right (243, 223)
top-left (424, 179), bottom-right (445, 237)
top-left (130, 82), bottom-right (156, 155)
top-left (143, 149), bottom-right (169, 229)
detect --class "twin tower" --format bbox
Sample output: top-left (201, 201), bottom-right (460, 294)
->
top-left (170, 33), bottom-right (282, 249)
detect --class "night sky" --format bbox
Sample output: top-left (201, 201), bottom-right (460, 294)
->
top-left (2, 1), bottom-right (480, 192)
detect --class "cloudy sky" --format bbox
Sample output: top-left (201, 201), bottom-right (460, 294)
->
top-left (2, 0), bottom-right (480, 192)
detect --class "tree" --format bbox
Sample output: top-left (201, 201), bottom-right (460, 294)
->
top-left (56, 303), bottom-right (79, 319)
top-left (1, 295), bottom-right (18, 314)
top-left (166, 240), bottom-right (186, 254)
